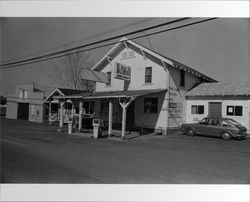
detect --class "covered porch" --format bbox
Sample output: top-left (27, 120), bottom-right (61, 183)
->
top-left (54, 89), bottom-right (167, 140)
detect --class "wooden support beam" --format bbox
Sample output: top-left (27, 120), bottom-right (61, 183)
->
top-left (49, 102), bottom-right (52, 124)
top-left (78, 101), bottom-right (83, 132)
top-left (58, 100), bottom-right (64, 132)
top-left (123, 41), bottom-right (128, 49)
top-left (108, 99), bottom-right (113, 137)
top-left (119, 97), bottom-right (135, 140)
top-left (140, 49), bottom-right (146, 60)
top-left (106, 56), bottom-right (112, 65)
top-left (161, 60), bottom-right (168, 71)
top-left (71, 102), bottom-right (75, 117)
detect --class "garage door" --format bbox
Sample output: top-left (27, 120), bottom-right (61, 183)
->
top-left (17, 103), bottom-right (29, 120)
top-left (208, 102), bottom-right (222, 117)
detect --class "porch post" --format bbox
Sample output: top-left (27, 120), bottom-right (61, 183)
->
top-left (108, 99), bottom-right (113, 137)
top-left (71, 101), bottom-right (75, 117)
top-left (49, 102), bottom-right (52, 124)
top-left (119, 97), bottom-right (135, 140)
top-left (58, 100), bottom-right (64, 131)
top-left (78, 100), bottom-right (83, 132)
top-left (121, 105), bottom-right (127, 139)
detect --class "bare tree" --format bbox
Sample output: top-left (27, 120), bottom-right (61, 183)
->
top-left (53, 51), bottom-right (95, 92)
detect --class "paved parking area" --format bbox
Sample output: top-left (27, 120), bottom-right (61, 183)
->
top-left (1, 118), bottom-right (249, 183)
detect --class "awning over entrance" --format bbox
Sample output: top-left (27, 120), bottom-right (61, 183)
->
top-left (83, 89), bottom-right (167, 99)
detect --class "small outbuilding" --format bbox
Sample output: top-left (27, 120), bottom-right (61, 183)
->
top-left (6, 82), bottom-right (45, 123)
top-left (44, 88), bottom-right (88, 124)
top-left (186, 81), bottom-right (250, 132)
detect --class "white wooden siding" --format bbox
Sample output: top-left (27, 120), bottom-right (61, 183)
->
top-left (186, 99), bottom-right (250, 132)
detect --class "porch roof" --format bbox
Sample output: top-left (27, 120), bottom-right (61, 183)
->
top-left (85, 89), bottom-right (167, 99)
top-left (54, 89), bottom-right (167, 100)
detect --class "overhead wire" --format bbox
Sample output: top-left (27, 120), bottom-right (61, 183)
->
top-left (1, 18), bottom-right (217, 69)
top-left (2, 18), bottom-right (157, 64)
top-left (0, 18), bottom-right (190, 68)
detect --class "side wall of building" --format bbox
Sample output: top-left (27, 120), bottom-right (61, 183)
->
top-left (6, 101), bottom-right (18, 119)
top-left (168, 67), bottom-right (203, 128)
top-left (6, 88), bottom-right (45, 123)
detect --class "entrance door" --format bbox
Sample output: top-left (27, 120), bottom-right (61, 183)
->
top-left (17, 103), bottom-right (29, 120)
top-left (208, 102), bottom-right (222, 117)
top-left (127, 102), bottom-right (135, 127)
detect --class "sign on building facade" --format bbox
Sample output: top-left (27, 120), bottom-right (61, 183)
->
top-left (114, 62), bottom-right (131, 81)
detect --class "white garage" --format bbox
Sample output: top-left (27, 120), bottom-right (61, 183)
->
top-left (186, 81), bottom-right (250, 133)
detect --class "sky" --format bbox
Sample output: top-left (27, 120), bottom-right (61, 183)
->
top-left (1, 17), bottom-right (249, 96)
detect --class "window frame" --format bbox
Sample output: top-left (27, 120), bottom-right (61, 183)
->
top-left (145, 67), bottom-right (152, 84)
top-left (226, 105), bottom-right (243, 116)
top-left (144, 97), bottom-right (158, 113)
top-left (106, 72), bottom-right (111, 86)
top-left (83, 101), bottom-right (95, 114)
top-left (100, 99), bottom-right (109, 113)
top-left (191, 105), bottom-right (204, 115)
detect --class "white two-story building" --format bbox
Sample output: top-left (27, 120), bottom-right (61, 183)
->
top-left (56, 37), bottom-right (215, 138)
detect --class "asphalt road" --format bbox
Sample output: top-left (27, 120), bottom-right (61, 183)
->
top-left (1, 118), bottom-right (249, 183)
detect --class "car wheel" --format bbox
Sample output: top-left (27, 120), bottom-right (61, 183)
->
top-left (186, 128), bottom-right (196, 136)
top-left (221, 132), bottom-right (232, 140)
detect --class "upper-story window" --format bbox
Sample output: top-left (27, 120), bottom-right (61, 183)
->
top-left (180, 69), bottom-right (185, 87)
top-left (106, 72), bottom-right (111, 86)
top-left (19, 89), bottom-right (27, 99)
top-left (122, 52), bottom-right (128, 58)
top-left (145, 67), bottom-right (152, 83)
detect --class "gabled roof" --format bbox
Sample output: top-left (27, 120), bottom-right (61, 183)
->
top-left (186, 81), bottom-right (250, 97)
top-left (44, 88), bottom-right (88, 102)
top-left (92, 37), bottom-right (216, 82)
top-left (57, 88), bottom-right (87, 96)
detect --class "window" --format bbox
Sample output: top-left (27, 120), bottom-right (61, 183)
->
top-left (145, 67), bottom-right (152, 83)
top-left (122, 52), bottom-right (128, 58)
top-left (180, 69), bottom-right (185, 87)
top-left (210, 119), bottom-right (220, 126)
top-left (222, 120), bottom-right (230, 127)
top-left (19, 89), bottom-right (27, 99)
top-left (144, 97), bottom-right (158, 113)
top-left (106, 72), bottom-right (111, 86)
top-left (191, 105), bottom-right (204, 114)
top-left (199, 118), bottom-right (210, 125)
top-left (226, 106), bottom-right (242, 116)
top-left (128, 51), bottom-right (134, 57)
top-left (100, 100), bottom-right (109, 112)
top-left (83, 101), bottom-right (95, 114)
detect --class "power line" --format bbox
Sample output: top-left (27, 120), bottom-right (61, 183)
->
top-left (0, 18), bottom-right (190, 68)
top-left (2, 18), bottom-right (157, 64)
top-left (1, 18), bottom-right (217, 69)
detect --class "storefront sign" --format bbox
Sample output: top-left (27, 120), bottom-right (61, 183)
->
top-left (114, 62), bottom-right (131, 81)
top-left (169, 102), bottom-right (182, 118)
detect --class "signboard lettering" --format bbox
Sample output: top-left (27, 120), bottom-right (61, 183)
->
top-left (114, 62), bottom-right (131, 81)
